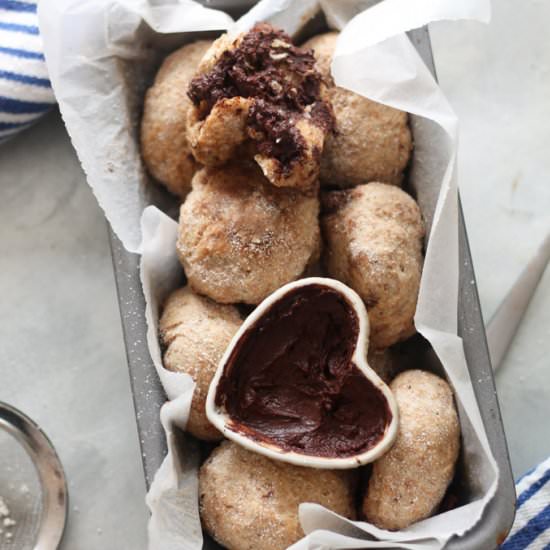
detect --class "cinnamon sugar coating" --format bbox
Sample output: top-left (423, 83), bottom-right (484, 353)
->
top-left (159, 286), bottom-right (241, 440)
top-left (363, 370), bottom-right (460, 530)
top-left (303, 32), bottom-right (412, 188)
top-left (177, 163), bottom-right (321, 305)
top-left (321, 182), bottom-right (424, 349)
top-left (199, 441), bottom-right (355, 550)
top-left (141, 40), bottom-right (212, 197)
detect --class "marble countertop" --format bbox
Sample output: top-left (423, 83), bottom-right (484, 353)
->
top-left (430, 0), bottom-right (550, 477)
top-left (0, 0), bottom-right (548, 546)
top-left (0, 117), bottom-right (148, 548)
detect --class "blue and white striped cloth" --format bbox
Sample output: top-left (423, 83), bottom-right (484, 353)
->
top-left (502, 457), bottom-right (550, 549)
top-left (0, 0), bottom-right (55, 143)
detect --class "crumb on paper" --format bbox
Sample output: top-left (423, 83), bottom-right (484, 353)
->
top-left (510, 171), bottom-right (522, 194)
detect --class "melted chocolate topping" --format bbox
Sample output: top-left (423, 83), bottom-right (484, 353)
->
top-left (215, 284), bottom-right (392, 458)
top-left (187, 23), bottom-right (334, 171)
top-left (247, 100), bottom-right (305, 168)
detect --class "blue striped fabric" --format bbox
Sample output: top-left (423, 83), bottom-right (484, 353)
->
top-left (0, 0), bottom-right (55, 143)
top-left (502, 457), bottom-right (550, 549)
top-left (1, 1), bottom-right (37, 12)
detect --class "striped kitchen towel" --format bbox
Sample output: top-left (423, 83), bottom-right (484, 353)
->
top-left (0, 0), bottom-right (55, 143)
top-left (502, 456), bottom-right (550, 549)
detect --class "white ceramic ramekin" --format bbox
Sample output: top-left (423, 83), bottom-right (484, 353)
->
top-left (206, 277), bottom-right (399, 469)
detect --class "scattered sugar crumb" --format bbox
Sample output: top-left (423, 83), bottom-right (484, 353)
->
top-left (0, 497), bottom-right (9, 518)
top-left (3, 518), bottom-right (16, 527)
top-left (0, 496), bottom-right (17, 540)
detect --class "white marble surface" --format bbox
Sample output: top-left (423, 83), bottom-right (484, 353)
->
top-left (0, 115), bottom-right (148, 549)
top-left (430, 0), bottom-right (550, 478)
top-left (0, 0), bottom-right (548, 546)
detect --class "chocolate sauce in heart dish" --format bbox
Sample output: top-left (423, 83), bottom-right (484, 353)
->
top-left (215, 284), bottom-right (392, 458)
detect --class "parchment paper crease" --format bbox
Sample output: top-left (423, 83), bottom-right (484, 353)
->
top-left (38, 0), bottom-right (497, 548)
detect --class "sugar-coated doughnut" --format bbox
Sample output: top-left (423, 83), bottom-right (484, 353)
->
top-left (159, 286), bottom-right (241, 440)
top-left (363, 370), bottom-right (460, 530)
top-left (200, 441), bottom-right (355, 550)
top-left (177, 163), bottom-right (320, 305)
top-left (321, 182), bottom-right (424, 348)
top-left (141, 40), bottom-right (212, 197)
top-left (303, 32), bottom-right (412, 188)
top-left (186, 24), bottom-right (334, 189)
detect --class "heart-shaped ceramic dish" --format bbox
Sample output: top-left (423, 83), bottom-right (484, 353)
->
top-left (206, 277), bottom-right (399, 469)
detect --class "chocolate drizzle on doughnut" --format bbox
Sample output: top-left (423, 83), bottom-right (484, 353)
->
top-left (188, 23), bottom-right (334, 173)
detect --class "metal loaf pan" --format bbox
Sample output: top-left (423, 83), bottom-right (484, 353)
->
top-left (110, 4), bottom-right (516, 548)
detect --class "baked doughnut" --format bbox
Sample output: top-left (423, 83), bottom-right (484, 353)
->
top-left (141, 40), bottom-right (212, 197)
top-left (159, 286), bottom-right (242, 440)
top-left (199, 441), bottom-right (355, 550)
top-left (303, 32), bottom-right (412, 187)
top-left (321, 182), bottom-right (424, 349)
top-left (363, 370), bottom-right (460, 530)
top-left (186, 23), bottom-right (334, 189)
top-left (177, 163), bottom-right (321, 305)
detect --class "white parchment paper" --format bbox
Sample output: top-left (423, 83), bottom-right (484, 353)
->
top-left (38, 0), bottom-right (233, 253)
top-left (38, 0), bottom-right (498, 548)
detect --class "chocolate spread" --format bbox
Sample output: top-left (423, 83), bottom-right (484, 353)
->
top-left (187, 23), bottom-right (334, 172)
top-left (215, 284), bottom-right (392, 458)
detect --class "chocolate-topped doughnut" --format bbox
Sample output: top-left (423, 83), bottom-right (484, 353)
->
top-left (186, 24), bottom-right (334, 189)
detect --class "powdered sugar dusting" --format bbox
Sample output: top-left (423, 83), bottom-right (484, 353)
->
top-left (0, 497), bottom-right (16, 541)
